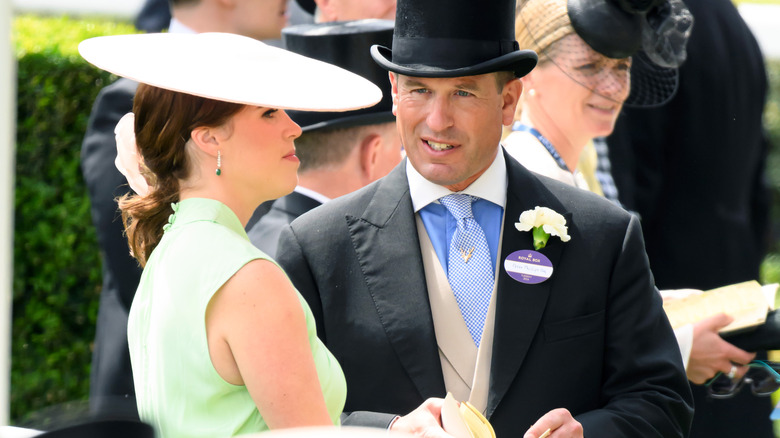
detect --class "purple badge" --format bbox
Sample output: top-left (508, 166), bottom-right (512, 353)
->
top-left (504, 250), bottom-right (553, 284)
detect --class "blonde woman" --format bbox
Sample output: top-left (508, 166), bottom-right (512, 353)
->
top-left (506, 0), bottom-right (757, 389)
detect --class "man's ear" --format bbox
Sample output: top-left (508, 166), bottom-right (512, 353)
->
top-left (190, 126), bottom-right (221, 157)
top-left (358, 132), bottom-right (383, 182)
top-left (389, 72), bottom-right (399, 116)
top-left (501, 78), bottom-right (523, 127)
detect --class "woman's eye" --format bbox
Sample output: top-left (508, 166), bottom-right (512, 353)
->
top-left (575, 63), bottom-right (597, 71)
top-left (263, 108), bottom-right (278, 118)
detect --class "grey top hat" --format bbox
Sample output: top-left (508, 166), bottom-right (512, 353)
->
top-left (370, 0), bottom-right (538, 78)
top-left (283, 19), bottom-right (395, 133)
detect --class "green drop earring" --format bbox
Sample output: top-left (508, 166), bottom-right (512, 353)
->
top-left (216, 150), bottom-right (222, 176)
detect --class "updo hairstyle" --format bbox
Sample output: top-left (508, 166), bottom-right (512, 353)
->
top-left (119, 84), bottom-right (243, 266)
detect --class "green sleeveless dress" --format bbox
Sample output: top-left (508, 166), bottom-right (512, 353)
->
top-left (127, 198), bottom-right (346, 438)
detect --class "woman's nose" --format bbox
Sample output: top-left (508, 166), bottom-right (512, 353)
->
top-left (282, 110), bottom-right (303, 140)
top-left (597, 68), bottom-right (630, 102)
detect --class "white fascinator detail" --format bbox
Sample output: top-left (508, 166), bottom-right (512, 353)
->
top-left (114, 112), bottom-right (150, 197)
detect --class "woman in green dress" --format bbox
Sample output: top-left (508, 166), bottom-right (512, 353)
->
top-left (78, 32), bottom-right (444, 438)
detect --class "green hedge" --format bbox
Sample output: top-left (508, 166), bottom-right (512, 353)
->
top-left (11, 15), bottom-right (137, 424)
top-left (761, 60), bottom-right (780, 285)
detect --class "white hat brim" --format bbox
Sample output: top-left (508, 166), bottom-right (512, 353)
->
top-left (78, 32), bottom-right (382, 112)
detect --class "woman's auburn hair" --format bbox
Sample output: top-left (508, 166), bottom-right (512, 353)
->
top-left (119, 84), bottom-right (244, 267)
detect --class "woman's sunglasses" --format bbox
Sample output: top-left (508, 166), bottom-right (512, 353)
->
top-left (706, 360), bottom-right (780, 399)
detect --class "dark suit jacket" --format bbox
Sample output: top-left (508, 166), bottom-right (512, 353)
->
top-left (607, 1), bottom-right (772, 436)
top-left (276, 152), bottom-right (693, 437)
top-left (134, 0), bottom-right (171, 33)
top-left (81, 78), bottom-right (142, 417)
top-left (246, 191), bottom-right (322, 258)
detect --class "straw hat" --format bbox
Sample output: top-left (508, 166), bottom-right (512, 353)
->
top-left (515, 0), bottom-right (693, 107)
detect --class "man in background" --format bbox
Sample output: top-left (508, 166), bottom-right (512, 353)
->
top-left (246, 20), bottom-right (401, 257)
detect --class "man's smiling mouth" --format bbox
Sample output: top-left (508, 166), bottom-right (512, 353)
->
top-left (426, 140), bottom-right (455, 151)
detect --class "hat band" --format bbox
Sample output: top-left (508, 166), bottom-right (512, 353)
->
top-left (391, 36), bottom-right (520, 70)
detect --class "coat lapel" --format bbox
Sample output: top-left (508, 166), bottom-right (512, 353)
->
top-left (487, 151), bottom-right (571, 417)
top-left (346, 163), bottom-right (447, 400)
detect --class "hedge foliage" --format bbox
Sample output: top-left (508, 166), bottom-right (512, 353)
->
top-left (11, 15), bottom-right (137, 424)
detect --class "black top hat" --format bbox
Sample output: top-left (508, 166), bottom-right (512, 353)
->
top-left (283, 19), bottom-right (395, 133)
top-left (370, 0), bottom-right (537, 78)
top-left (294, 0), bottom-right (316, 15)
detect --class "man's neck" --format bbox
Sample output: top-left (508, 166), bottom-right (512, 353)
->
top-left (172, 5), bottom-right (230, 34)
top-left (297, 168), bottom-right (364, 201)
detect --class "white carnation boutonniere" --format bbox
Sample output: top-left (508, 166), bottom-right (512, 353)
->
top-left (515, 206), bottom-right (571, 250)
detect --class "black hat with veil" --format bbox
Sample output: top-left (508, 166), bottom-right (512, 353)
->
top-left (516, 0), bottom-right (694, 107)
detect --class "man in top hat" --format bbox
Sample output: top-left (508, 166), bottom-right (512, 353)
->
top-left (80, 0), bottom-right (290, 418)
top-left (275, 0), bottom-right (694, 436)
top-left (246, 19), bottom-right (401, 258)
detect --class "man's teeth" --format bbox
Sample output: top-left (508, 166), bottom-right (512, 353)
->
top-left (428, 140), bottom-right (454, 151)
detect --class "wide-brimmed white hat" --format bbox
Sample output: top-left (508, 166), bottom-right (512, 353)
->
top-left (78, 32), bottom-right (382, 112)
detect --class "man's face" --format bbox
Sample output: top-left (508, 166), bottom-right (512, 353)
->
top-left (315, 0), bottom-right (396, 22)
top-left (231, 0), bottom-right (289, 40)
top-left (389, 72), bottom-right (521, 191)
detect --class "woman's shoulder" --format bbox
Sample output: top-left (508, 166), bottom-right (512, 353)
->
top-left (154, 219), bottom-right (275, 287)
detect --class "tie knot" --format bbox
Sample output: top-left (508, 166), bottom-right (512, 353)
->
top-left (439, 194), bottom-right (476, 220)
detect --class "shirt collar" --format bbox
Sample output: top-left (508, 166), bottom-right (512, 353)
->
top-left (294, 186), bottom-right (331, 204)
top-left (407, 149), bottom-right (507, 213)
top-left (168, 18), bottom-right (197, 34)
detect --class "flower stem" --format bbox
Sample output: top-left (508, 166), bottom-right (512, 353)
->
top-left (533, 226), bottom-right (550, 250)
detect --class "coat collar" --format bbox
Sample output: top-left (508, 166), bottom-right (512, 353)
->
top-left (273, 191), bottom-right (323, 219)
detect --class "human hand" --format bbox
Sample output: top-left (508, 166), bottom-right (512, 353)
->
top-left (687, 313), bottom-right (756, 384)
top-left (390, 398), bottom-right (454, 438)
top-left (523, 408), bottom-right (582, 438)
top-left (659, 288), bottom-right (702, 302)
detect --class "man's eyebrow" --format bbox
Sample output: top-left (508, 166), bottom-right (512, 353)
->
top-left (402, 78), bottom-right (429, 88)
top-left (453, 80), bottom-right (480, 92)
top-left (402, 78), bottom-right (482, 92)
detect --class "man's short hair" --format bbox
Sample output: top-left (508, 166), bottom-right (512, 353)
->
top-left (296, 122), bottom-right (396, 173)
top-left (494, 71), bottom-right (516, 91)
top-left (170, 0), bottom-right (199, 7)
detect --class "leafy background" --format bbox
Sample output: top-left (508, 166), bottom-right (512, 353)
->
top-left (11, 15), bottom-right (137, 424)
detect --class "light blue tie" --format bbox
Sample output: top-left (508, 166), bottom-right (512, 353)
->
top-left (439, 194), bottom-right (494, 347)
